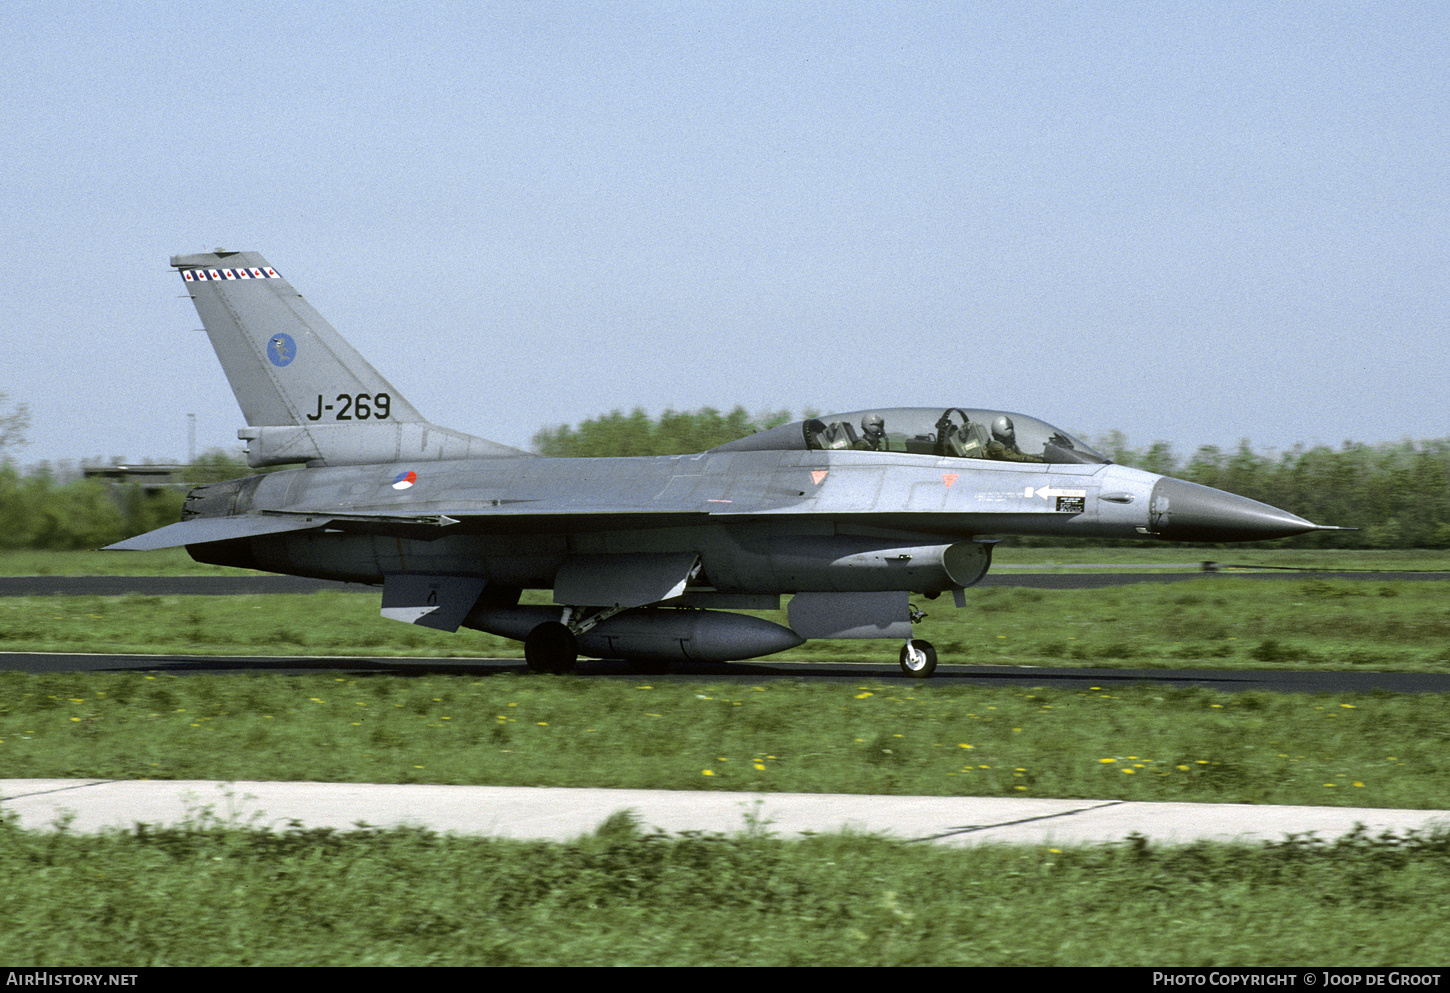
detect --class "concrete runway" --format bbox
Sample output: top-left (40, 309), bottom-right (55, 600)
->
top-left (4, 779), bottom-right (1447, 847)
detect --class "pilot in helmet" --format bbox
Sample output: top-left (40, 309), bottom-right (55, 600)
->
top-left (987, 415), bottom-right (1044, 462)
top-left (856, 413), bottom-right (887, 451)
top-left (991, 416), bottom-right (1017, 448)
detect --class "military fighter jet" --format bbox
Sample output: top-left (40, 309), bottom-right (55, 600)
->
top-left (109, 251), bottom-right (1341, 677)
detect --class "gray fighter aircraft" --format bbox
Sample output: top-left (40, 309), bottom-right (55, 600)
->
top-left (109, 251), bottom-right (1341, 677)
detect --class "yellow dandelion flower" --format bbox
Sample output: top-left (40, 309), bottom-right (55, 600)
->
top-left (1099, 758), bottom-right (1116, 764)
top-left (702, 769), bottom-right (714, 776)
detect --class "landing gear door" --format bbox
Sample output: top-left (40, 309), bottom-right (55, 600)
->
top-left (553, 552), bottom-right (702, 608)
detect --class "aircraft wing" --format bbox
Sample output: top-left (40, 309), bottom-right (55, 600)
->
top-left (105, 504), bottom-right (715, 551)
top-left (104, 510), bottom-right (469, 551)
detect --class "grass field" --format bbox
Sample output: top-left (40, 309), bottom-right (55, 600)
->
top-left (4, 672), bottom-right (1447, 809)
top-left (4, 546), bottom-right (1448, 965)
top-left (5, 670), bottom-right (1449, 966)
top-left (6, 814), bottom-right (1449, 966)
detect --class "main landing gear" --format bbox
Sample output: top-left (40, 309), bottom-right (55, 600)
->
top-left (523, 619), bottom-right (670, 675)
top-left (899, 638), bottom-right (937, 678)
top-left (524, 621), bottom-right (578, 674)
top-left (524, 604), bottom-right (631, 674)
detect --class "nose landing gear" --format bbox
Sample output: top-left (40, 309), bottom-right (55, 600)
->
top-left (899, 638), bottom-right (937, 678)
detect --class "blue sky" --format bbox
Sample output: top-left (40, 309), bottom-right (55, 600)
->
top-left (3, 1), bottom-right (1446, 466)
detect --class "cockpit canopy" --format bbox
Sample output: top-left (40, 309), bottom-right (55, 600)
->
top-left (711, 408), bottom-right (1109, 465)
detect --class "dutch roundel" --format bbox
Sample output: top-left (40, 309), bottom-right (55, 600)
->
top-left (391, 471), bottom-right (417, 490)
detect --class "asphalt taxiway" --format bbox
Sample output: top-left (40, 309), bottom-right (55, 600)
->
top-left (4, 779), bottom-right (1446, 848)
top-left (4, 651), bottom-right (1450, 693)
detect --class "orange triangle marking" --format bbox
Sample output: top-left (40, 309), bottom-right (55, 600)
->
top-left (942, 473), bottom-right (959, 488)
top-left (811, 470), bottom-right (828, 485)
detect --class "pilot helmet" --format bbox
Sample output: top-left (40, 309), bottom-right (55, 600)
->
top-left (991, 415), bottom-right (1016, 444)
top-left (862, 413), bottom-right (885, 437)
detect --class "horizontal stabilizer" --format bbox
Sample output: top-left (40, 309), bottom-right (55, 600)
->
top-left (104, 514), bottom-right (329, 551)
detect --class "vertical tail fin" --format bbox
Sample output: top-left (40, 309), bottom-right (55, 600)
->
top-left (173, 250), bottom-right (526, 466)
top-left (173, 250), bottom-right (425, 426)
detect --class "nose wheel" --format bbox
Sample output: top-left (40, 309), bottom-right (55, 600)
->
top-left (899, 639), bottom-right (937, 678)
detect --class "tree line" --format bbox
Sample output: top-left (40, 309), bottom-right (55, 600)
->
top-left (1087, 433), bottom-right (1450, 549)
top-left (0, 451), bottom-right (274, 552)
top-left (2, 410), bottom-right (1447, 549)
top-left (531, 406), bottom-right (797, 458)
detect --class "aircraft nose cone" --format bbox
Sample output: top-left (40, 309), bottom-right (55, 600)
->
top-left (1149, 477), bottom-right (1320, 542)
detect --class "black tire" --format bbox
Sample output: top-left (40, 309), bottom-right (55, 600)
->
top-left (525, 621), bottom-right (578, 674)
top-left (899, 640), bottom-right (937, 678)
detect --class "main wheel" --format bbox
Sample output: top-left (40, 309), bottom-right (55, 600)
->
top-left (525, 621), bottom-right (578, 674)
top-left (899, 639), bottom-right (937, 678)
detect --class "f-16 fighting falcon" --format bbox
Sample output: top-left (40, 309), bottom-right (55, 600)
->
top-left (109, 251), bottom-right (1342, 677)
